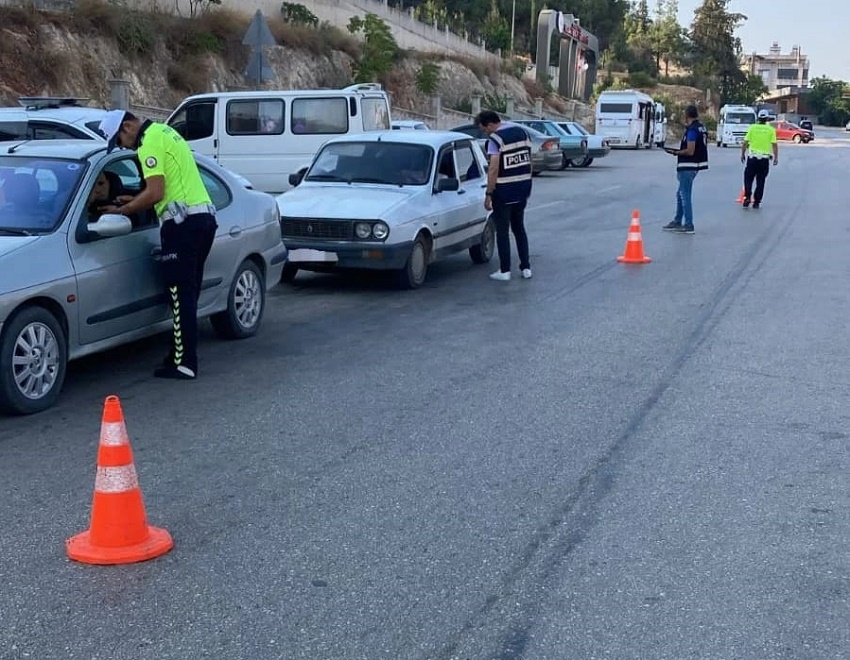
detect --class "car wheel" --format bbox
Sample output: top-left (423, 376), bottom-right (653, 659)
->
top-left (560, 153), bottom-right (571, 170)
top-left (280, 262), bottom-right (299, 284)
top-left (469, 217), bottom-right (495, 264)
top-left (793, 134), bottom-right (802, 143)
top-left (571, 156), bottom-right (594, 167)
top-left (211, 259), bottom-right (266, 340)
top-left (0, 306), bottom-right (67, 415)
top-left (396, 233), bottom-right (430, 289)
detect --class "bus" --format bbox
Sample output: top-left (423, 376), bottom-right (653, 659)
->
top-left (716, 104), bottom-right (757, 148)
top-left (595, 89), bottom-right (657, 150)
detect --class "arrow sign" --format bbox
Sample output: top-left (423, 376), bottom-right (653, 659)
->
top-left (244, 50), bottom-right (274, 87)
top-left (243, 9), bottom-right (277, 48)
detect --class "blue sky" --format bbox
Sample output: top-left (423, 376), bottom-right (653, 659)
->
top-left (676, 0), bottom-right (849, 81)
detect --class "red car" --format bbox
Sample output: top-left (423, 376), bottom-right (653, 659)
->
top-left (769, 120), bottom-right (813, 143)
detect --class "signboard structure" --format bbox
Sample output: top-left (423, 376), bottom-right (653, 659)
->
top-left (243, 9), bottom-right (276, 89)
top-left (535, 9), bottom-right (599, 102)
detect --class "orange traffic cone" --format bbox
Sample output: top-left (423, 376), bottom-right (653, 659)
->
top-left (735, 187), bottom-right (745, 203)
top-left (66, 395), bottom-right (173, 565)
top-left (617, 210), bottom-right (652, 264)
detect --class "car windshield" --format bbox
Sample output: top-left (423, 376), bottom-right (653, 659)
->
top-left (726, 113), bottom-right (755, 124)
top-left (0, 155), bottom-right (86, 234)
top-left (569, 123), bottom-right (589, 135)
top-left (306, 141), bottom-right (434, 186)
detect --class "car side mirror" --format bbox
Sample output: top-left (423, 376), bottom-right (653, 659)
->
top-left (289, 172), bottom-right (304, 187)
top-left (436, 177), bottom-right (460, 193)
top-left (87, 213), bottom-right (133, 238)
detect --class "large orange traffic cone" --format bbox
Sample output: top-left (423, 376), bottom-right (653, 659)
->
top-left (735, 187), bottom-right (745, 203)
top-left (66, 395), bottom-right (173, 565)
top-left (616, 210), bottom-right (652, 264)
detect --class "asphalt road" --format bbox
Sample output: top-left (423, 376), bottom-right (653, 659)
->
top-left (2, 127), bottom-right (849, 660)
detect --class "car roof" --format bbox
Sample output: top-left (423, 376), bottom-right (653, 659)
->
top-left (0, 105), bottom-right (107, 123)
top-left (321, 130), bottom-right (477, 147)
top-left (0, 139), bottom-right (106, 158)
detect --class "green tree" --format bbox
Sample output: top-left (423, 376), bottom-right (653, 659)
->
top-left (482, 0), bottom-right (510, 53)
top-left (808, 76), bottom-right (850, 126)
top-left (725, 73), bottom-right (768, 105)
top-left (280, 2), bottom-right (318, 27)
top-left (415, 61), bottom-right (442, 95)
top-left (688, 0), bottom-right (747, 104)
top-left (650, 0), bottom-right (686, 76)
top-left (347, 14), bottom-right (399, 84)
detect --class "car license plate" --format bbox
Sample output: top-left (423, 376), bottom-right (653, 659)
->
top-left (287, 248), bottom-right (338, 263)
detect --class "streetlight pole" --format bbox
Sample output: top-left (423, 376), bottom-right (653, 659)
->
top-left (510, 0), bottom-right (516, 54)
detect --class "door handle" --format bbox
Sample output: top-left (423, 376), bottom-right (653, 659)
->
top-left (229, 226), bottom-right (242, 238)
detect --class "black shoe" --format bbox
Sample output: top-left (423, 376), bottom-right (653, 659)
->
top-left (662, 221), bottom-right (682, 231)
top-left (154, 365), bottom-right (196, 380)
top-left (742, 198), bottom-right (750, 208)
top-left (673, 224), bottom-right (695, 234)
top-left (752, 202), bottom-right (760, 209)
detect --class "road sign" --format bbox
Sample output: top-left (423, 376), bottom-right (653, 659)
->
top-left (244, 50), bottom-right (274, 87)
top-left (243, 9), bottom-right (277, 48)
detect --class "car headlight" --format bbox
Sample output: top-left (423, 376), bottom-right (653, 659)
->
top-left (355, 222), bottom-right (372, 239)
top-left (372, 222), bottom-right (389, 240)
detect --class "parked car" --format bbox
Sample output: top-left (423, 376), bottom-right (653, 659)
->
top-left (556, 121), bottom-right (611, 167)
top-left (0, 140), bottom-right (287, 415)
top-left (277, 130), bottom-right (495, 289)
top-left (799, 119), bottom-right (814, 132)
top-left (449, 123), bottom-right (562, 174)
top-left (769, 120), bottom-right (813, 143)
top-left (392, 119), bottom-right (431, 130)
top-left (0, 97), bottom-right (107, 141)
top-left (512, 119), bottom-right (588, 169)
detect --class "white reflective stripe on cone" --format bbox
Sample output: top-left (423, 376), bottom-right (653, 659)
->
top-left (100, 421), bottom-right (130, 447)
top-left (95, 465), bottom-right (140, 493)
top-left (628, 232), bottom-right (642, 240)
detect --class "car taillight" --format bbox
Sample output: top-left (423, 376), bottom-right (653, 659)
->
top-left (542, 140), bottom-right (558, 151)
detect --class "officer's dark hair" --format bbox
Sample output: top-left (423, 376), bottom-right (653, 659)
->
top-left (685, 105), bottom-right (699, 119)
top-left (474, 110), bottom-right (501, 128)
top-left (122, 111), bottom-right (139, 123)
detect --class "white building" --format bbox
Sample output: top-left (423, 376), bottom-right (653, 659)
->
top-left (742, 42), bottom-right (810, 92)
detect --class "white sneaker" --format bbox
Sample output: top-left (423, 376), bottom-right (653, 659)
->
top-left (521, 268), bottom-right (532, 279)
top-left (489, 270), bottom-right (511, 281)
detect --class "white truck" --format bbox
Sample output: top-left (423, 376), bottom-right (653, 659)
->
top-left (595, 89), bottom-right (657, 149)
top-left (716, 104), bottom-right (757, 148)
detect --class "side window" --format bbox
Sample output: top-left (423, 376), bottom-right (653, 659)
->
top-left (83, 157), bottom-right (157, 233)
top-left (169, 101), bottom-right (216, 141)
top-left (291, 98), bottom-right (348, 134)
top-left (226, 99), bottom-right (284, 136)
top-left (436, 148), bottom-right (456, 180)
top-left (0, 122), bottom-right (27, 141)
top-left (454, 143), bottom-right (481, 182)
top-left (361, 97), bottom-right (390, 130)
top-left (31, 123), bottom-right (89, 140)
top-left (198, 167), bottom-right (232, 211)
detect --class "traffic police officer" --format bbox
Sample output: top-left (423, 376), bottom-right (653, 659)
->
top-left (740, 109), bottom-right (779, 209)
top-left (475, 110), bottom-right (534, 282)
top-left (98, 110), bottom-right (218, 380)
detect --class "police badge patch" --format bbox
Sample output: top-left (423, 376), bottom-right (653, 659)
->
top-left (145, 156), bottom-right (157, 168)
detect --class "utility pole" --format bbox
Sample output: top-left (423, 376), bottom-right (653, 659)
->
top-left (510, 0), bottom-right (516, 54)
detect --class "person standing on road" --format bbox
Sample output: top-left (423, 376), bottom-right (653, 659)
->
top-left (475, 110), bottom-right (533, 281)
top-left (97, 110), bottom-right (218, 381)
top-left (740, 109), bottom-right (779, 209)
top-left (663, 105), bottom-right (709, 234)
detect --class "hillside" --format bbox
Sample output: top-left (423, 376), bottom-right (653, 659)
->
top-left (0, 1), bottom-right (592, 127)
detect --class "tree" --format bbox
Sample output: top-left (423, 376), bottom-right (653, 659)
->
top-left (725, 73), bottom-right (768, 105)
top-left (415, 61), bottom-right (442, 95)
top-left (808, 76), bottom-right (850, 126)
top-left (688, 0), bottom-right (747, 104)
top-left (347, 14), bottom-right (399, 84)
top-left (482, 0), bottom-right (510, 53)
top-left (280, 2), bottom-right (318, 27)
top-left (650, 0), bottom-right (686, 76)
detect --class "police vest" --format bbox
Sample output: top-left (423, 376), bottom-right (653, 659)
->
top-left (489, 124), bottom-right (533, 203)
top-left (676, 120), bottom-right (709, 172)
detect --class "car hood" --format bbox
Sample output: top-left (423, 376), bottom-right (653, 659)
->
top-left (276, 184), bottom-right (417, 218)
top-left (0, 235), bottom-right (40, 258)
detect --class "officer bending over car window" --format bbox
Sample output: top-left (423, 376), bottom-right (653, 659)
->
top-left (97, 110), bottom-right (218, 381)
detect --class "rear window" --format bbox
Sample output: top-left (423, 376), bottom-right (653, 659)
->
top-left (600, 103), bottom-right (634, 114)
top-left (362, 97), bottom-right (390, 131)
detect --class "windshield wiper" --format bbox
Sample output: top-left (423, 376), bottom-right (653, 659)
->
top-left (0, 227), bottom-right (32, 236)
top-left (352, 177), bottom-right (392, 184)
top-left (305, 174), bottom-right (351, 182)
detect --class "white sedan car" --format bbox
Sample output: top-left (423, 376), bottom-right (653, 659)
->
top-left (276, 131), bottom-right (495, 289)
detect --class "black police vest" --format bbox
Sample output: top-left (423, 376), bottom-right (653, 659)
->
top-left (676, 120), bottom-right (709, 172)
top-left (489, 124), bottom-right (533, 203)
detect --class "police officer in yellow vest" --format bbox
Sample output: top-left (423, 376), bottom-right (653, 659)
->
top-left (740, 109), bottom-right (779, 209)
top-left (98, 110), bottom-right (218, 380)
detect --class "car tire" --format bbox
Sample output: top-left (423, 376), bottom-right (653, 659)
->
top-left (0, 306), bottom-right (67, 416)
top-left (571, 156), bottom-right (593, 167)
top-left (211, 259), bottom-right (266, 340)
top-left (396, 233), bottom-right (430, 290)
top-left (280, 262), bottom-right (299, 284)
top-left (469, 217), bottom-right (495, 264)
top-left (560, 153), bottom-right (571, 170)
top-left (793, 134), bottom-right (802, 143)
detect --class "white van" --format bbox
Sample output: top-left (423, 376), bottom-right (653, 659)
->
top-left (652, 102), bottom-right (667, 147)
top-left (165, 84), bottom-right (392, 193)
top-left (595, 89), bottom-right (656, 149)
top-left (716, 104), bottom-right (756, 148)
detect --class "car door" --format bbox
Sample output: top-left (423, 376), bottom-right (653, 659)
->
top-left (167, 100), bottom-right (219, 159)
top-left (68, 155), bottom-right (168, 346)
top-left (428, 143), bottom-right (471, 256)
top-left (194, 165), bottom-right (235, 313)
top-left (451, 140), bottom-right (488, 244)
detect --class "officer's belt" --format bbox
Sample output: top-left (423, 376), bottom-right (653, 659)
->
top-left (158, 203), bottom-right (216, 225)
top-left (747, 152), bottom-right (771, 159)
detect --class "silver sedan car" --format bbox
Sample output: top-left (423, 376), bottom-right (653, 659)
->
top-left (0, 140), bottom-right (287, 415)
